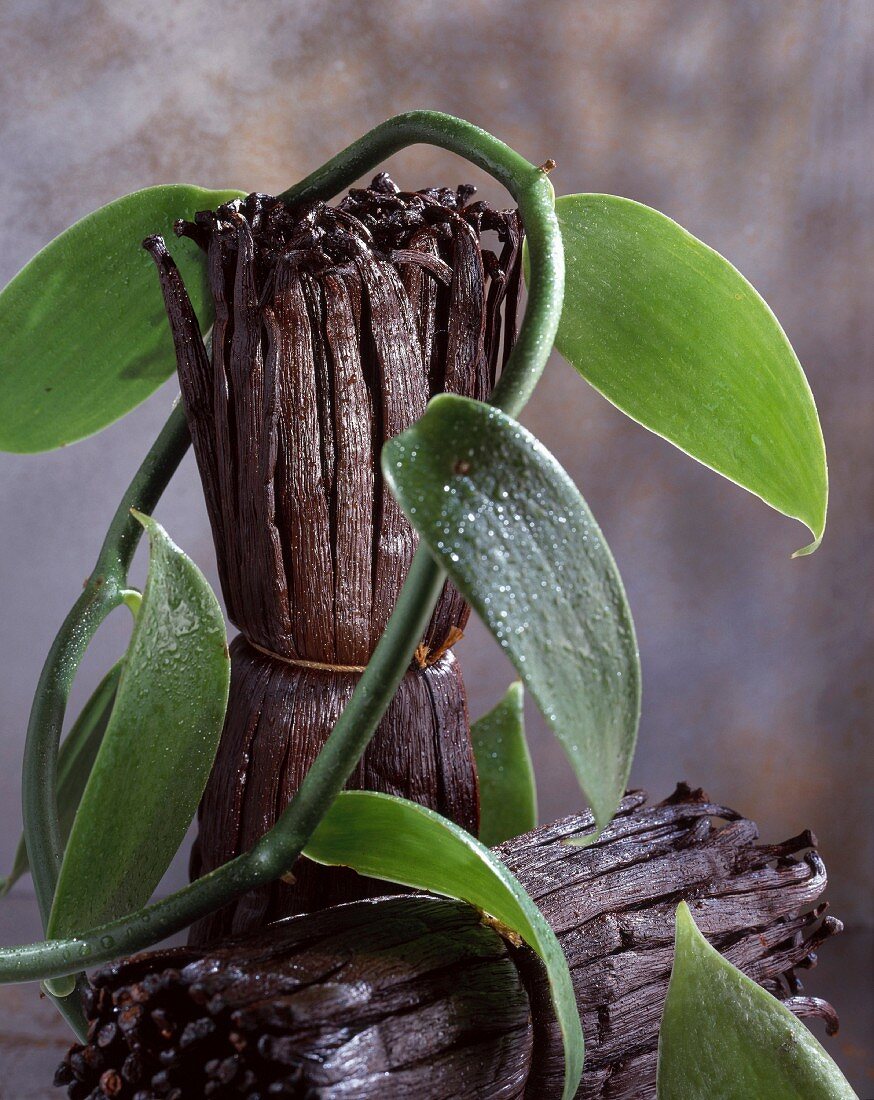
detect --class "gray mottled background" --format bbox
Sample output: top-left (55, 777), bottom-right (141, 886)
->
top-left (0, 0), bottom-right (871, 1093)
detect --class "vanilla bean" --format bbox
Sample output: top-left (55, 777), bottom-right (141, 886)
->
top-left (58, 787), bottom-right (840, 1099)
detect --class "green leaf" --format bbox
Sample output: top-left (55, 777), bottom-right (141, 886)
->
top-left (304, 789), bottom-right (583, 1100)
top-left (383, 394), bottom-right (641, 832)
top-left (657, 901), bottom-right (858, 1100)
top-left (47, 512), bottom-right (230, 941)
top-left (550, 194), bottom-right (828, 555)
top-left (471, 682), bottom-right (537, 846)
top-left (0, 184), bottom-right (244, 453)
top-left (0, 662), bottom-right (122, 898)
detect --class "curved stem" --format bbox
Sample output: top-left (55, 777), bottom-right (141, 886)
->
top-left (23, 403), bottom-right (191, 919)
top-left (0, 551), bottom-right (445, 982)
top-left (3, 112), bottom-right (564, 985)
top-left (19, 402), bottom-right (190, 1029)
top-left (280, 110), bottom-right (563, 418)
top-left (24, 588), bottom-right (119, 928)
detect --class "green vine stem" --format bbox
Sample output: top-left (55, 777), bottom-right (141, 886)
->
top-left (3, 112), bottom-right (563, 989)
top-left (23, 403), bottom-right (191, 920)
top-left (279, 111), bottom-right (563, 419)
top-left (20, 402), bottom-right (191, 1029)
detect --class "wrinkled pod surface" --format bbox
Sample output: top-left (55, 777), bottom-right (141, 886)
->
top-left (57, 787), bottom-right (840, 1099)
top-left (146, 175), bottom-right (524, 939)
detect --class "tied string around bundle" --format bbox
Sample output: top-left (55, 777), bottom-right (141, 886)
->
top-left (243, 625), bottom-right (465, 674)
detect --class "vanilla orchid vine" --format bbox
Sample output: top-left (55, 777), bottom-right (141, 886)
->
top-left (0, 112), bottom-right (847, 1099)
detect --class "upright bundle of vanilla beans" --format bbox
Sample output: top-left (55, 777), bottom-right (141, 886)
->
top-left (146, 174), bottom-right (523, 941)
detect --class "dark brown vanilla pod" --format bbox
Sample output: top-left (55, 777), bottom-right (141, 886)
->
top-left (147, 175), bottom-right (524, 936)
top-left (58, 788), bottom-right (839, 1100)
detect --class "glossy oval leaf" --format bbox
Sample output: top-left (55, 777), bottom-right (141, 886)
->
top-left (657, 902), bottom-right (858, 1100)
top-left (472, 681), bottom-right (537, 846)
top-left (47, 512), bottom-right (230, 939)
top-left (384, 394), bottom-right (641, 832)
top-left (550, 195), bottom-right (827, 555)
top-left (304, 789), bottom-right (583, 1100)
top-left (0, 184), bottom-right (244, 452)
top-left (0, 662), bottom-right (122, 898)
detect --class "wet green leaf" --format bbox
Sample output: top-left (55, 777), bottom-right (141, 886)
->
top-left (384, 394), bottom-right (640, 832)
top-left (47, 512), bottom-right (230, 941)
top-left (305, 789), bottom-right (583, 1100)
top-left (657, 902), bottom-right (857, 1099)
top-left (549, 195), bottom-right (827, 555)
top-left (471, 682), bottom-right (537, 846)
top-left (0, 184), bottom-right (243, 452)
top-left (0, 663), bottom-right (122, 898)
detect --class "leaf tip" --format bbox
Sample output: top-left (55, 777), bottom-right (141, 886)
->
top-left (674, 898), bottom-right (694, 936)
top-left (120, 588), bottom-right (143, 618)
top-left (44, 974), bottom-right (77, 998)
top-left (792, 471), bottom-right (827, 556)
top-left (564, 815), bottom-right (606, 849)
top-left (130, 507), bottom-right (162, 544)
top-left (426, 391), bottom-right (461, 414)
top-left (673, 899), bottom-right (711, 963)
top-left (0, 876), bottom-right (10, 899)
top-left (507, 680), bottom-right (525, 705)
top-left (791, 526), bottom-right (824, 558)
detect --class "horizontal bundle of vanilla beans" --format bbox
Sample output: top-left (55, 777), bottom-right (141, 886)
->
top-left (57, 786), bottom-right (840, 1099)
top-left (146, 175), bottom-right (523, 939)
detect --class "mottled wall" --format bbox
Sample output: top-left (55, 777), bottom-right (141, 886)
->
top-left (0, 0), bottom-right (871, 939)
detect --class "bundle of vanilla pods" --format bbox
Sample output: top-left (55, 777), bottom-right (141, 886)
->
top-left (57, 786), bottom-right (840, 1099)
top-left (146, 176), bottom-right (523, 938)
